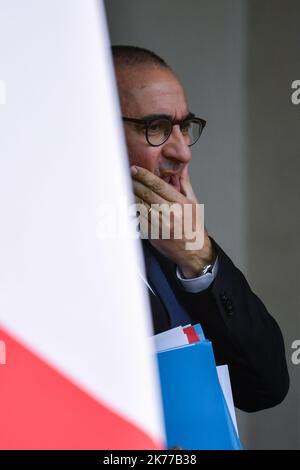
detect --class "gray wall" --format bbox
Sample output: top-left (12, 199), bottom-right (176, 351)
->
top-left (104, 0), bottom-right (300, 449)
top-left (245, 0), bottom-right (300, 449)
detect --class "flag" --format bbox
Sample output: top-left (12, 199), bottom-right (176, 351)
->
top-left (0, 0), bottom-right (164, 450)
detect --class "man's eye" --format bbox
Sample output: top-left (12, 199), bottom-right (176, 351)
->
top-left (147, 120), bottom-right (170, 136)
top-left (148, 123), bottom-right (161, 134)
top-left (181, 121), bottom-right (191, 134)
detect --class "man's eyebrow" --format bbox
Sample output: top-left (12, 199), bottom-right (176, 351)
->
top-left (139, 112), bottom-right (195, 121)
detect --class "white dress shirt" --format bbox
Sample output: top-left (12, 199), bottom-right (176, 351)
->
top-left (176, 257), bottom-right (219, 293)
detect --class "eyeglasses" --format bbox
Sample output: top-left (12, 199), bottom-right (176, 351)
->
top-left (122, 113), bottom-right (206, 147)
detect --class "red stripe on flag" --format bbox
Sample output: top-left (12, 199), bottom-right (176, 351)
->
top-left (0, 328), bottom-right (162, 450)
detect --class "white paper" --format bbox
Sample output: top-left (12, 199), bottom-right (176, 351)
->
top-left (217, 365), bottom-right (239, 436)
top-left (153, 326), bottom-right (190, 352)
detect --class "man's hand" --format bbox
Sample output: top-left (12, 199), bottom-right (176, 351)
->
top-left (131, 165), bottom-right (215, 278)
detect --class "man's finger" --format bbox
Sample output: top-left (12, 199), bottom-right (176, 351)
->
top-left (180, 166), bottom-right (198, 202)
top-left (133, 179), bottom-right (166, 206)
top-left (131, 165), bottom-right (186, 203)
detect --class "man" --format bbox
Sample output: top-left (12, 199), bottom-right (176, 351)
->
top-left (112, 45), bottom-right (289, 412)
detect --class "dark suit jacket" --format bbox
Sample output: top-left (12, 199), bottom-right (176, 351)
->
top-left (142, 238), bottom-right (289, 412)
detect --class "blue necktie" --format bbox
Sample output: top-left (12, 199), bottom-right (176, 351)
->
top-left (145, 246), bottom-right (191, 328)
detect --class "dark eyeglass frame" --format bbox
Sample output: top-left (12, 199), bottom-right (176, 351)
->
top-left (122, 113), bottom-right (206, 147)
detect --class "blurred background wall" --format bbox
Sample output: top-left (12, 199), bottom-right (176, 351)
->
top-left (104, 0), bottom-right (300, 449)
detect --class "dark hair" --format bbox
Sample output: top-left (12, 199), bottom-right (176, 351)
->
top-left (111, 45), bottom-right (170, 69)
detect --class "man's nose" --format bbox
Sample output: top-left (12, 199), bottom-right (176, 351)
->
top-left (161, 124), bottom-right (192, 163)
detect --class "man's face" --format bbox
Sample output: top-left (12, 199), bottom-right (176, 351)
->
top-left (116, 65), bottom-right (192, 194)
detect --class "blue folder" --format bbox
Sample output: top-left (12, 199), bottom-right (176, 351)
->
top-left (157, 340), bottom-right (242, 450)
